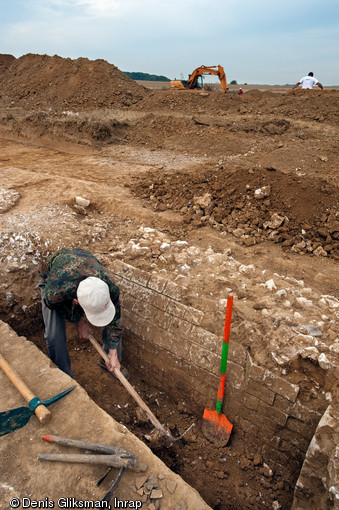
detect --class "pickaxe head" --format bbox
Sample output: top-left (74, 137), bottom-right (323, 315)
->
top-left (0, 385), bottom-right (76, 436)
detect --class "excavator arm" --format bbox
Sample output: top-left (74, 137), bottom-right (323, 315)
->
top-left (188, 65), bottom-right (228, 93)
top-left (170, 65), bottom-right (229, 93)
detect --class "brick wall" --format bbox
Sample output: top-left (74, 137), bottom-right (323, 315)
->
top-left (110, 259), bottom-right (326, 475)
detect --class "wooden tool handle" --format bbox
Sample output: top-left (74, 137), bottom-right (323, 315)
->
top-left (42, 434), bottom-right (129, 455)
top-left (37, 453), bottom-right (131, 468)
top-left (88, 334), bottom-right (173, 441)
top-left (38, 453), bottom-right (148, 472)
top-left (0, 353), bottom-right (51, 424)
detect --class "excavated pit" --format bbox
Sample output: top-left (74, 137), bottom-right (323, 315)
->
top-left (0, 259), bottom-right (336, 510)
top-left (0, 300), bottom-right (298, 510)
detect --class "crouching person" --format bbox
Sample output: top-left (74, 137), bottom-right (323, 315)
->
top-left (39, 247), bottom-right (129, 380)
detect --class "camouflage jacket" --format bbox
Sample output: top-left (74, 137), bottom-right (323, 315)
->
top-left (39, 248), bottom-right (123, 349)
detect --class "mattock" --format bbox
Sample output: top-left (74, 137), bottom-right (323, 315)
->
top-left (0, 353), bottom-right (75, 436)
top-left (89, 334), bottom-right (194, 447)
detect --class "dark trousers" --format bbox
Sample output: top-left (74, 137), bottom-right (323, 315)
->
top-left (40, 283), bottom-right (121, 377)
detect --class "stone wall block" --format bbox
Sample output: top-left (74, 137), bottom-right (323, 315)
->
top-left (117, 278), bottom-right (135, 295)
top-left (129, 283), bottom-right (152, 302)
top-left (110, 259), bottom-right (134, 276)
top-left (144, 323), bottom-right (190, 360)
top-left (129, 299), bottom-right (144, 316)
top-left (235, 407), bottom-right (259, 427)
top-left (257, 417), bottom-right (279, 437)
top-left (283, 399), bottom-right (322, 426)
top-left (166, 300), bottom-right (189, 319)
top-left (163, 280), bottom-right (186, 300)
top-left (279, 429), bottom-right (310, 454)
top-left (153, 309), bottom-right (175, 330)
top-left (248, 360), bottom-right (266, 382)
top-left (287, 417), bottom-right (315, 440)
top-left (242, 393), bottom-right (260, 411)
top-left (128, 267), bottom-right (150, 287)
top-left (246, 379), bottom-right (275, 405)
top-left (279, 441), bottom-right (305, 462)
top-left (153, 310), bottom-right (193, 337)
top-left (228, 342), bottom-right (247, 366)
top-left (267, 435), bottom-right (281, 449)
top-left (120, 292), bottom-right (138, 313)
top-left (111, 274), bottom-right (124, 287)
top-left (123, 310), bottom-right (145, 338)
top-left (111, 260), bottom-right (150, 286)
top-left (109, 259), bottom-right (128, 274)
top-left (249, 357), bottom-right (299, 402)
top-left (147, 274), bottom-right (167, 293)
top-left (274, 394), bottom-right (293, 413)
top-left (189, 325), bottom-right (220, 352)
top-left (169, 316), bottom-right (194, 337)
top-left (262, 373), bottom-right (300, 403)
top-left (148, 292), bottom-right (171, 312)
top-left (184, 307), bottom-right (204, 326)
top-left (189, 344), bottom-right (220, 373)
top-left (131, 300), bottom-right (158, 320)
top-left (257, 401), bottom-right (288, 427)
top-left (225, 361), bottom-right (245, 391)
top-left (239, 417), bottom-right (259, 436)
top-left (223, 395), bottom-right (242, 418)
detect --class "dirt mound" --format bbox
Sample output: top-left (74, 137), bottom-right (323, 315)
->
top-left (244, 88), bottom-right (277, 98)
top-left (0, 53), bottom-right (148, 110)
top-left (135, 88), bottom-right (256, 115)
top-left (135, 88), bottom-right (339, 124)
top-left (130, 165), bottom-right (339, 257)
top-left (0, 54), bottom-right (16, 75)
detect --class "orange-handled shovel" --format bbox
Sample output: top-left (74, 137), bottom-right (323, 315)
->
top-left (202, 295), bottom-right (233, 446)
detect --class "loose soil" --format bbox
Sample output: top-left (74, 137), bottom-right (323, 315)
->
top-left (0, 54), bottom-right (338, 510)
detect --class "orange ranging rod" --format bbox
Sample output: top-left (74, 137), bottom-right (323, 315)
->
top-left (216, 295), bottom-right (233, 413)
top-left (216, 373), bottom-right (226, 406)
top-left (202, 296), bottom-right (234, 446)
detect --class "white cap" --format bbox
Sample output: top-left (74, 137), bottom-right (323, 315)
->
top-left (77, 277), bottom-right (115, 327)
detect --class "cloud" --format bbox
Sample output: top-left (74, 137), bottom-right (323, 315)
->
top-left (0, 0), bottom-right (338, 84)
top-left (39, 0), bottom-right (121, 18)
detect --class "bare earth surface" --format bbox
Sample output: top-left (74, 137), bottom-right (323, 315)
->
top-left (0, 322), bottom-right (210, 510)
top-left (0, 54), bottom-right (338, 510)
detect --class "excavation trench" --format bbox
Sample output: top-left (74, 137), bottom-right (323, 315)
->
top-left (0, 266), bottom-right (328, 510)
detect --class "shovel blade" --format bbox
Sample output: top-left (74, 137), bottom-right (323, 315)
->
top-left (202, 408), bottom-right (233, 447)
top-left (0, 406), bottom-right (33, 436)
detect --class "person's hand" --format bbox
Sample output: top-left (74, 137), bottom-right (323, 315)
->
top-left (76, 318), bottom-right (93, 339)
top-left (106, 348), bottom-right (121, 373)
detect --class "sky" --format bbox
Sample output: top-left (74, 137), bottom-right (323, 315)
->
top-left (0, 0), bottom-right (338, 85)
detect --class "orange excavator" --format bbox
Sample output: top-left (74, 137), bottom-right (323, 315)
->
top-left (169, 65), bottom-right (229, 93)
